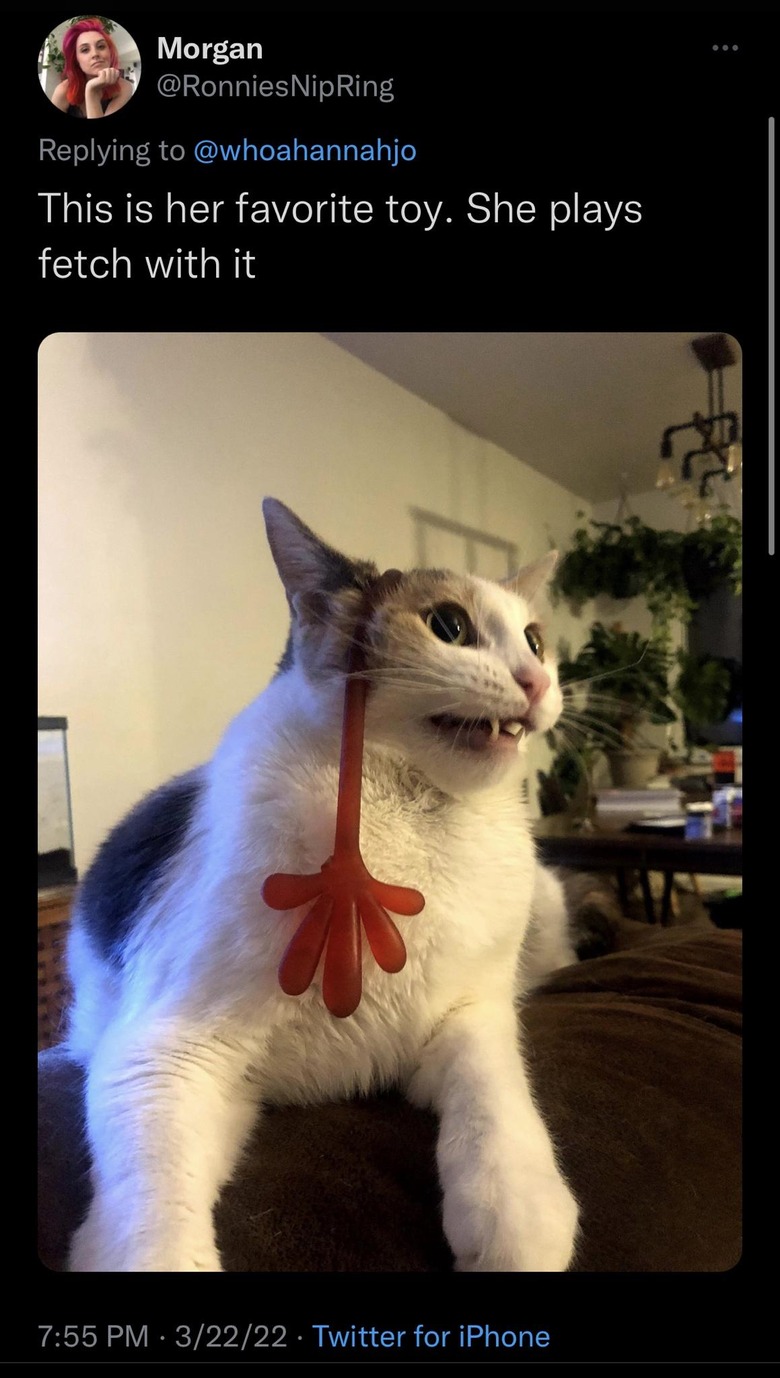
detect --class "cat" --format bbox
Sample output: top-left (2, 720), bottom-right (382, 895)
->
top-left (64, 498), bottom-right (579, 1272)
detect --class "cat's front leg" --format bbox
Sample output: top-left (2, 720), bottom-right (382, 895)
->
top-left (521, 863), bottom-right (579, 991)
top-left (408, 1001), bottom-right (578, 1272)
top-left (69, 1019), bottom-right (262, 1272)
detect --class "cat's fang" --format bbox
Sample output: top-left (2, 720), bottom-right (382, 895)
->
top-left (489, 718), bottom-right (500, 741)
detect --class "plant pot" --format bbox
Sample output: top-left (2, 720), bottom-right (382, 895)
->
top-left (606, 749), bottom-right (661, 789)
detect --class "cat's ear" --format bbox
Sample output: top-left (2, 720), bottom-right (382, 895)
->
top-left (501, 550), bottom-right (559, 604)
top-left (262, 498), bottom-right (377, 606)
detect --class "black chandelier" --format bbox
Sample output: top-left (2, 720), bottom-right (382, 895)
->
top-left (655, 334), bottom-right (742, 524)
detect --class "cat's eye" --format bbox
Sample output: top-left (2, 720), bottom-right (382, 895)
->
top-left (424, 603), bottom-right (474, 646)
top-left (525, 623), bottom-right (545, 659)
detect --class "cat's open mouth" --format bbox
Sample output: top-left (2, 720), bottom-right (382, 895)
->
top-left (429, 713), bottom-right (527, 753)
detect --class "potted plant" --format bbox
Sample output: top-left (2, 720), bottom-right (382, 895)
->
top-left (556, 622), bottom-right (677, 788)
top-left (539, 635), bottom-right (733, 815)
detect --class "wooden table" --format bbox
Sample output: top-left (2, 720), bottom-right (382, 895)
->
top-left (534, 820), bottom-right (743, 924)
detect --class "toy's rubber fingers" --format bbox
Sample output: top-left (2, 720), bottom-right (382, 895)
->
top-left (262, 870), bottom-right (324, 909)
top-left (371, 880), bottom-right (425, 916)
top-left (278, 894), bottom-right (333, 996)
top-left (322, 895), bottom-right (362, 1018)
top-left (359, 891), bottom-right (407, 973)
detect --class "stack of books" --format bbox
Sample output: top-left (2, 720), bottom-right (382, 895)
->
top-left (594, 788), bottom-right (684, 831)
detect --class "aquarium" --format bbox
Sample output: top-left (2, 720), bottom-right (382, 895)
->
top-left (38, 717), bottom-right (77, 888)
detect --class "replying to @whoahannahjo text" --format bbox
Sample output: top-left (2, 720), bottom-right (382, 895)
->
top-left (38, 136), bottom-right (643, 281)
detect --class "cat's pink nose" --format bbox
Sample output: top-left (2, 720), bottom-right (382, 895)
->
top-left (513, 666), bottom-right (550, 706)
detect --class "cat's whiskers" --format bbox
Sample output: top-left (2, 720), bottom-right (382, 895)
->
top-left (555, 710), bottom-right (628, 751)
top-left (352, 655), bottom-right (498, 698)
top-left (560, 644), bottom-right (655, 693)
top-left (547, 720), bottom-right (602, 786)
top-left (561, 683), bottom-right (657, 719)
top-left (553, 717), bottom-right (610, 768)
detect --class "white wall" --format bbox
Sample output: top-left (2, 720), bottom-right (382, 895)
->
top-left (39, 332), bottom-right (591, 869)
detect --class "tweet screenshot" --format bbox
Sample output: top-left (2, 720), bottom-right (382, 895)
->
top-left (30, 10), bottom-right (772, 1366)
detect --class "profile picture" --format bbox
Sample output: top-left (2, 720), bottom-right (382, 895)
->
top-left (39, 16), bottom-right (141, 118)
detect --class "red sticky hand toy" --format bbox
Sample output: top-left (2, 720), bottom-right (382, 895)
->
top-left (262, 572), bottom-right (425, 1018)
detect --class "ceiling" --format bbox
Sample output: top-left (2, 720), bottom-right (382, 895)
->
top-left (321, 332), bottom-right (742, 504)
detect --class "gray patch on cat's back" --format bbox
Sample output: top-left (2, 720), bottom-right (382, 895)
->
top-left (76, 768), bottom-right (204, 964)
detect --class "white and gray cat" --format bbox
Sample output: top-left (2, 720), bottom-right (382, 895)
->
top-left (64, 498), bottom-right (579, 1272)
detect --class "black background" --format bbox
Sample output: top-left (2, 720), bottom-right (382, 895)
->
top-left (26, 7), bottom-right (773, 1365)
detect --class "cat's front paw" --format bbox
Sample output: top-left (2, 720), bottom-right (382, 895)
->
top-left (443, 1162), bottom-right (578, 1273)
top-left (68, 1203), bottom-right (224, 1272)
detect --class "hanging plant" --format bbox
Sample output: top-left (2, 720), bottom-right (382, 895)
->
top-left (552, 513), bottom-right (741, 635)
top-left (679, 515), bottom-right (743, 601)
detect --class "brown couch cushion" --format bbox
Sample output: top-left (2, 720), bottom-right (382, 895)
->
top-left (38, 928), bottom-right (741, 1271)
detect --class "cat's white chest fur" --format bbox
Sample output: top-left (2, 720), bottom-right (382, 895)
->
top-left (202, 675), bottom-right (536, 1106)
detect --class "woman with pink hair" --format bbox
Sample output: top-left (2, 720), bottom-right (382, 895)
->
top-left (51, 19), bottom-right (133, 118)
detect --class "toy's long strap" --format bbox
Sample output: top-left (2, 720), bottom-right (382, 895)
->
top-left (262, 569), bottom-right (425, 1017)
top-left (334, 667), bottom-right (368, 856)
